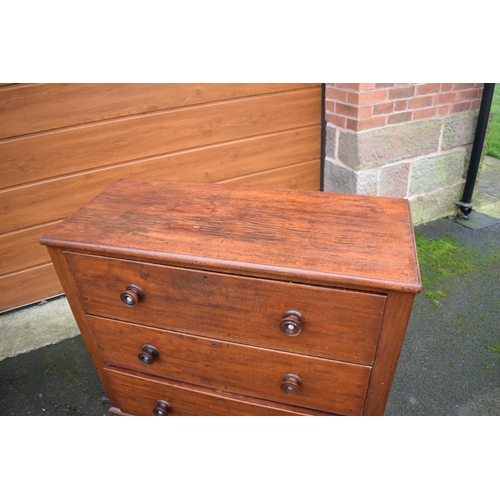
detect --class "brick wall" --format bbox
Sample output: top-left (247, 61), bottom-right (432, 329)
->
top-left (324, 83), bottom-right (484, 224)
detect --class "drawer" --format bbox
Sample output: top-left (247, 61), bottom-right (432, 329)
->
top-left (67, 252), bottom-right (386, 364)
top-left (103, 366), bottom-right (333, 416)
top-left (90, 316), bottom-right (371, 415)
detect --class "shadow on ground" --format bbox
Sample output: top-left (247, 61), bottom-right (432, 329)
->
top-left (0, 336), bottom-right (111, 416)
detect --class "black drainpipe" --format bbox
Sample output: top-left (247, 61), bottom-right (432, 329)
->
top-left (320, 83), bottom-right (326, 192)
top-left (456, 83), bottom-right (495, 216)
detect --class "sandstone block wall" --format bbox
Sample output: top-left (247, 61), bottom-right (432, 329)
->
top-left (323, 83), bottom-right (484, 224)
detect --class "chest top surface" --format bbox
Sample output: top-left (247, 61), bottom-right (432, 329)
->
top-left (40, 179), bottom-right (421, 293)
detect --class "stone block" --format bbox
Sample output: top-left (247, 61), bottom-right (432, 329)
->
top-left (409, 196), bottom-right (424, 225)
top-left (323, 159), bottom-right (356, 194)
top-left (379, 163), bottom-right (410, 198)
top-left (324, 160), bottom-right (379, 195)
top-left (325, 123), bottom-right (337, 159)
top-left (420, 183), bottom-right (464, 223)
top-left (409, 150), bottom-right (466, 197)
top-left (337, 131), bottom-right (359, 169)
top-left (357, 169), bottom-right (379, 195)
top-left (339, 119), bottom-right (442, 170)
top-left (442, 110), bottom-right (479, 150)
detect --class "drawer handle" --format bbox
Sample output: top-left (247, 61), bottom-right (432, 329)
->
top-left (120, 284), bottom-right (144, 307)
top-left (138, 344), bottom-right (159, 365)
top-left (280, 310), bottom-right (304, 336)
top-left (153, 400), bottom-right (172, 416)
top-left (281, 373), bottom-right (303, 396)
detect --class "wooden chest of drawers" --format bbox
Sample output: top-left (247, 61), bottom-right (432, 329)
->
top-left (40, 179), bottom-right (421, 416)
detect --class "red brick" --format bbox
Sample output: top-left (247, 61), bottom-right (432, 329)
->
top-left (358, 105), bottom-right (373, 118)
top-left (346, 118), bottom-right (358, 131)
top-left (409, 96), bottom-right (433, 109)
top-left (359, 83), bottom-right (375, 91)
top-left (452, 102), bottom-right (472, 113)
top-left (326, 87), bottom-right (347, 102)
top-left (441, 83), bottom-right (453, 91)
top-left (413, 107), bottom-right (437, 120)
top-left (325, 111), bottom-right (346, 128)
top-left (336, 83), bottom-right (360, 90)
top-left (433, 92), bottom-right (457, 105)
top-left (394, 99), bottom-right (407, 111)
top-left (389, 86), bottom-right (415, 100)
top-left (471, 99), bottom-right (481, 110)
top-left (373, 101), bottom-right (394, 115)
top-left (336, 102), bottom-right (358, 118)
top-left (375, 83), bottom-right (395, 88)
top-left (457, 89), bottom-right (480, 101)
top-left (416, 83), bottom-right (441, 95)
top-left (339, 104), bottom-right (371, 119)
top-left (325, 100), bottom-right (336, 114)
top-left (347, 91), bottom-right (359, 105)
top-left (452, 83), bottom-right (475, 91)
top-left (357, 89), bottom-right (389, 104)
top-left (386, 112), bottom-right (412, 125)
top-left (357, 115), bottom-right (386, 130)
top-left (437, 105), bottom-right (450, 116)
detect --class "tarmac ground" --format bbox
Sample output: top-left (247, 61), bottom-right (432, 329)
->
top-left (1, 158), bottom-right (499, 416)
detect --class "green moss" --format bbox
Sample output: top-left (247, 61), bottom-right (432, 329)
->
top-left (415, 234), bottom-right (474, 276)
top-left (415, 234), bottom-right (477, 303)
top-left (425, 290), bottom-right (446, 300)
top-left (484, 344), bottom-right (500, 354)
top-left (416, 232), bottom-right (500, 306)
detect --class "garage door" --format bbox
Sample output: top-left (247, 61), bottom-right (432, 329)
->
top-left (0, 83), bottom-right (322, 311)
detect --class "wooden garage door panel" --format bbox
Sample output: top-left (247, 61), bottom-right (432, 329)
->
top-left (0, 83), bottom-right (319, 140)
top-left (1, 88), bottom-right (321, 189)
top-left (1, 83), bottom-right (322, 311)
top-left (0, 222), bottom-right (58, 276)
top-left (0, 264), bottom-right (63, 312)
top-left (222, 160), bottom-right (320, 190)
top-left (0, 127), bottom-right (320, 234)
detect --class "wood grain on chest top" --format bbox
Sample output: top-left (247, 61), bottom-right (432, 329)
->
top-left (40, 179), bottom-right (421, 293)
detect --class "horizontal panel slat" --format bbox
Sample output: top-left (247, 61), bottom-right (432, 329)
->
top-left (221, 160), bottom-right (320, 190)
top-left (1, 88), bottom-right (321, 189)
top-left (0, 264), bottom-right (62, 312)
top-left (0, 127), bottom-right (320, 234)
top-left (0, 222), bottom-right (58, 276)
top-left (0, 83), bottom-right (319, 140)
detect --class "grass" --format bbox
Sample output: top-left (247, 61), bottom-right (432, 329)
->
top-left (485, 83), bottom-right (500, 159)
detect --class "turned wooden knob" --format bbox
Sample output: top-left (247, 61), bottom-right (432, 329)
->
top-left (153, 400), bottom-right (172, 416)
top-left (280, 310), bottom-right (304, 336)
top-left (120, 284), bottom-right (144, 307)
top-left (281, 373), bottom-right (303, 395)
top-left (138, 344), bottom-right (159, 365)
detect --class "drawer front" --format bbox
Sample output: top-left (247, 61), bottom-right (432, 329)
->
top-left (103, 366), bottom-right (333, 416)
top-left (67, 252), bottom-right (386, 364)
top-left (90, 316), bottom-right (371, 415)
